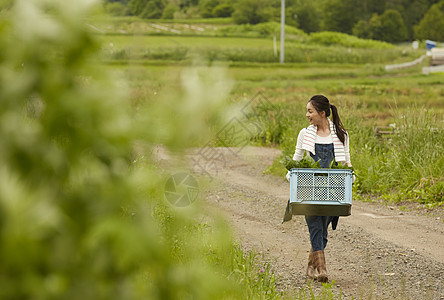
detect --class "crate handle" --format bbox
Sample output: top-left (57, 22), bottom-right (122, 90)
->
top-left (314, 172), bottom-right (328, 177)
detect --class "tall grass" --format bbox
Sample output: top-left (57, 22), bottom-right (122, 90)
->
top-left (373, 108), bottom-right (443, 204)
top-left (229, 244), bottom-right (280, 298)
top-left (348, 107), bottom-right (444, 200)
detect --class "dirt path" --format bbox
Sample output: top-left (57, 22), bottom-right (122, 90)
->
top-left (195, 147), bottom-right (444, 299)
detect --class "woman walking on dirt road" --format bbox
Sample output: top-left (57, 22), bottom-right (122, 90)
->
top-left (288, 95), bottom-right (352, 283)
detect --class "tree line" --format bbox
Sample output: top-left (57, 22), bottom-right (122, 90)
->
top-left (104, 0), bottom-right (444, 43)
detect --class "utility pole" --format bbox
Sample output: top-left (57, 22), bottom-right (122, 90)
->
top-left (280, 0), bottom-right (285, 63)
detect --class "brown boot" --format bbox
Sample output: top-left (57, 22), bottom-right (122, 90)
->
top-left (312, 250), bottom-right (328, 283)
top-left (306, 248), bottom-right (315, 279)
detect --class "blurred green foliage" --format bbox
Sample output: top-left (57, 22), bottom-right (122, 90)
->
top-left (0, 0), bottom-right (148, 297)
top-left (0, 0), bottom-right (276, 299)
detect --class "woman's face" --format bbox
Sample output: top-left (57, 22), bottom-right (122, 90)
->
top-left (306, 102), bottom-right (325, 126)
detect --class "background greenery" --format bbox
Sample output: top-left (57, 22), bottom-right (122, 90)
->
top-left (102, 0), bottom-right (444, 42)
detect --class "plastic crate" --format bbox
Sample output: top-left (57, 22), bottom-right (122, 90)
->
top-left (289, 168), bottom-right (352, 216)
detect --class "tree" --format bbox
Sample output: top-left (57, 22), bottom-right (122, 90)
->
top-left (128, 0), bottom-right (145, 15)
top-left (353, 19), bottom-right (371, 39)
top-left (368, 10), bottom-right (407, 42)
top-left (162, 3), bottom-right (178, 19)
top-left (199, 0), bottom-right (219, 18)
top-left (232, 0), bottom-right (272, 25)
top-left (323, 0), bottom-right (359, 34)
top-left (402, 0), bottom-right (433, 40)
top-left (212, 3), bottom-right (234, 17)
top-left (105, 2), bottom-right (130, 16)
top-left (367, 0), bottom-right (386, 15)
top-left (379, 9), bottom-right (407, 42)
top-left (141, 0), bottom-right (164, 18)
top-left (292, 2), bottom-right (320, 33)
top-left (129, 0), bottom-right (164, 18)
top-left (414, 3), bottom-right (444, 41)
top-left (368, 13), bottom-right (384, 40)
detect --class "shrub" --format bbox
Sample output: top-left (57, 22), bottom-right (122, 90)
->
top-left (232, 0), bottom-right (272, 25)
top-left (213, 3), bottom-right (234, 18)
top-left (140, 1), bottom-right (163, 19)
top-left (199, 0), bottom-right (218, 18)
top-left (0, 1), bottom-right (145, 297)
top-left (291, 2), bottom-right (320, 33)
top-left (353, 20), bottom-right (371, 39)
top-left (369, 10), bottom-right (407, 43)
top-left (323, 0), bottom-right (359, 34)
top-left (309, 31), bottom-right (394, 49)
top-left (161, 3), bottom-right (178, 19)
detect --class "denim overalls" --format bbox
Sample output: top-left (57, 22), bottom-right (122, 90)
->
top-left (306, 143), bottom-right (339, 252)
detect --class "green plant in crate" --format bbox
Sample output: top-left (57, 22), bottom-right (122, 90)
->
top-left (282, 155), bottom-right (321, 170)
top-left (282, 156), bottom-right (354, 171)
top-left (328, 159), bottom-right (354, 171)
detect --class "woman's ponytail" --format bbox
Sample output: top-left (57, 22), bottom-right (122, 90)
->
top-left (330, 104), bottom-right (346, 144)
top-left (309, 95), bottom-right (347, 145)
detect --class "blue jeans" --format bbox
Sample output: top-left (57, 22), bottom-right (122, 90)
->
top-left (305, 215), bottom-right (334, 251)
top-left (306, 143), bottom-right (337, 251)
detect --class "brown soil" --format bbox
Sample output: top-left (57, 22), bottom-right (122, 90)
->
top-left (192, 146), bottom-right (444, 300)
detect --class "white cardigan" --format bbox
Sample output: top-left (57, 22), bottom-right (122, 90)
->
top-left (293, 128), bottom-right (351, 164)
